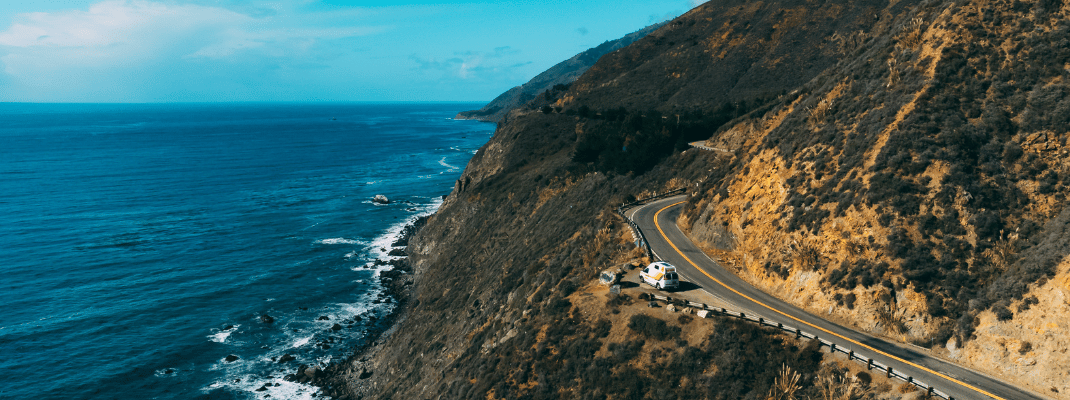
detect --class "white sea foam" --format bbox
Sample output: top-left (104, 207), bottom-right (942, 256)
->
top-left (199, 292), bottom-right (403, 400)
top-left (154, 368), bottom-right (180, 377)
top-left (292, 335), bottom-right (313, 348)
top-left (315, 238), bottom-right (359, 245)
top-left (200, 198), bottom-right (444, 400)
top-left (356, 196), bottom-right (444, 276)
top-left (201, 299), bottom-right (392, 400)
top-left (448, 145), bottom-right (478, 155)
top-left (208, 325), bottom-right (240, 343)
top-left (204, 374), bottom-right (322, 400)
top-left (439, 156), bottom-right (459, 171)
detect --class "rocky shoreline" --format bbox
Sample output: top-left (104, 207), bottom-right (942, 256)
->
top-left (287, 215), bottom-right (429, 399)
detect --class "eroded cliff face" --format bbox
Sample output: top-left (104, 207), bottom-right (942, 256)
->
top-left (677, 0), bottom-right (1070, 395)
top-left (562, 0), bottom-right (904, 112)
top-left (338, 0), bottom-right (1070, 397)
top-left (335, 106), bottom-right (716, 398)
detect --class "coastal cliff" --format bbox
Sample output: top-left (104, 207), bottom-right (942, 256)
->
top-left (674, 0), bottom-right (1070, 395)
top-left (326, 0), bottom-right (1070, 398)
top-left (454, 23), bottom-right (662, 123)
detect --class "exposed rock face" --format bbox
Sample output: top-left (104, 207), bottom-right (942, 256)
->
top-left (328, 2), bottom-right (876, 398)
top-left (372, 194), bottom-right (390, 204)
top-left (671, 0), bottom-right (1070, 395)
top-left (331, 0), bottom-right (1070, 398)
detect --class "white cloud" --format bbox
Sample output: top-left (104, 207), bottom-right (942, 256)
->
top-left (0, 0), bottom-right (385, 101)
top-left (0, 1), bottom-right (236, 48)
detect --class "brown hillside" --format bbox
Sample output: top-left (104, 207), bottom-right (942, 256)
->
top-left (563, 0), bottom-right (902, 112)
top-left (327, 0), bottom-right (1070, 398)
top-left (675, 0), bottom-right (1070, 395)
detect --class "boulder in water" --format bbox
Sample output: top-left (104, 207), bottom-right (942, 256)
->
top-left (224, 354), bottom-right (240, 363)
top-left (260, 314), bottom-right (275, 324)
top-left (278, 354), bottom-right (296, 363)
top-left (372, 195), bottom-right (390, 204)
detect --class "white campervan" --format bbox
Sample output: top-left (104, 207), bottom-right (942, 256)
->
top-left (640, 261), bottom-right (679, 290)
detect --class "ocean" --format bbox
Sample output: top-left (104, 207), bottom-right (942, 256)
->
top-left (0, 103), bottom-right (494, 399)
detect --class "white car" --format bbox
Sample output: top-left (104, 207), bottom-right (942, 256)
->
top-left (640, 261), bottom-right (679, 290)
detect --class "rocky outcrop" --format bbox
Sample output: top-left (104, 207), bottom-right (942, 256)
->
top-left (672, 0), bottom-right (1070, 395)
top-left (327, 0), bottom-right (1070, 398)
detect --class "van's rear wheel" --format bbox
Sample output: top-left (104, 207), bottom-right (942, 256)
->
top-left (655, 283), bottom-right (661, 290)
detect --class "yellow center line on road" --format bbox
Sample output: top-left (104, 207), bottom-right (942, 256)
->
top-left (652, 201), bottom-right (1004, 400)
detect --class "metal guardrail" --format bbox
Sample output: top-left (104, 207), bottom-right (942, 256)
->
top-left (615, 188), bottom-right (686, 259)
top-left (621, 191), bottom-right (966, 399)
top-left (688, 141), bottom-right (734, 154)
top-left (646, 293), bottom-right (954, 400)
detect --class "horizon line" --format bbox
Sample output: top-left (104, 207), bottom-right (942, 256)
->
top-left (0, 100), bottom-right (491, 105)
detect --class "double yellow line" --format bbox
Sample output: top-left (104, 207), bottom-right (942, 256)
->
top-left (652, 201), bottom-right (1005, 400)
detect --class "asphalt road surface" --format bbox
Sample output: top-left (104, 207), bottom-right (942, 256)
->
top-left (628, 196), bottom-right (1047, 400)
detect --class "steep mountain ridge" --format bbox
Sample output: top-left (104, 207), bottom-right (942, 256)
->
top-left (455, 23), bottom-right (663, 123)
top-left (562, 0), bottom-right (899, 112)
top-left (674, 0), bottom-right (1070, 394)
top-left (331, 0), bottom-right (1070, 398)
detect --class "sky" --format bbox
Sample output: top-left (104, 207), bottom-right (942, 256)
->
top-left (0, 0), bottom-right (704, 103)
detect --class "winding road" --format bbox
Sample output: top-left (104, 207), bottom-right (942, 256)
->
top-left (627, 196), bottom-right (1047, 400)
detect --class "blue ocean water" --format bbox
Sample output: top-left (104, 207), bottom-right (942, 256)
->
top-left (0, 103), bottom-right (494, 400)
